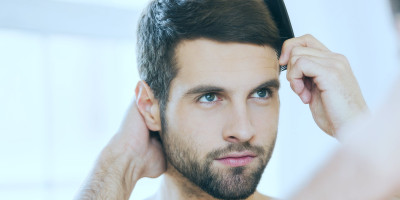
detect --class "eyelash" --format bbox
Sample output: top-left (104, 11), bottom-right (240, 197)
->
top-left (196, 93), bottom-right (222, 104)
top-left (251, 88), bottom-right (273, 100)
top-left (195, 88), bottom-right (273, 104)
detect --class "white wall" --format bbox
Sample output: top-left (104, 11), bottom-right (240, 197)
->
top-left (0, 0), bottom-right (398, 199)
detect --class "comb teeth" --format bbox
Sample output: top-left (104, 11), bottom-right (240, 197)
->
top-left (280, 65), bottom-right (287, 72)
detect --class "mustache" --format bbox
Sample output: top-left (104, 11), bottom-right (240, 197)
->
top-left (206, 142), bottom-right (266, 160)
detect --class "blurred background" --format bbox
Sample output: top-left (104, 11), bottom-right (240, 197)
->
top-left (0, 0), bottom-right (399, 199)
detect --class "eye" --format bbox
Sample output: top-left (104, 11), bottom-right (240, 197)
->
top-left (198, 93), bottom-right (220, 103)
top-left (250, 88), bottom-right (271, 99)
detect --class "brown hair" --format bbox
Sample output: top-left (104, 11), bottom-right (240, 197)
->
top-left (137, 0), bottom-right (280, 119)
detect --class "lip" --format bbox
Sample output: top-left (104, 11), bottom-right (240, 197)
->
top-left (215, 151), bottom-right (257, 167)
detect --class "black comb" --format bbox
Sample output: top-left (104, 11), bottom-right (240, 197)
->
top-left (263, 0), bottom-right (294, 72)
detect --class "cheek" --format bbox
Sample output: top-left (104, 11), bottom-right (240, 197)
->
top-left (250, 99), bottom-right (280, 141)
top-left (165, 103), bottom-right (226, 155)
top-left (165, 97), bottom-right (280, 153)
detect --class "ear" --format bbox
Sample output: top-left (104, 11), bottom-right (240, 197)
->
top-left (135, 81), bottom-right (161, 131)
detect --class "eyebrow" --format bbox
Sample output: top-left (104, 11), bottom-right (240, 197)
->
top-left (250, 79), bottom-right (280, 94)
top-left (184, 85), bottom-right (225, 96)
top-left (183, 79), bottom-right (280, 97)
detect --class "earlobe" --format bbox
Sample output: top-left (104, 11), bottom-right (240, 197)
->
top-left (135, 81), bottom-right (161, 131)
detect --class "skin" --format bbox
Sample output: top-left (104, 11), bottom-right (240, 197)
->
top-left (289, 21), bottom-right (400, 200)
top-left (151, 39), bottom-right (280, 200)
top-left (280, 34), bottom-right (368, 137)
top-left (74, 35), bottom-right (368, 200)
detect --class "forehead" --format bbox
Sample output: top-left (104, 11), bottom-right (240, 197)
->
top-left (172, 39), bottom-right (279, 93)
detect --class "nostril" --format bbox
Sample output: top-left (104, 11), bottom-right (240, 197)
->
top-left (227, 136), bottom-right (239, 143)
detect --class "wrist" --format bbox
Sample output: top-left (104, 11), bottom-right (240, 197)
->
top-left (99, 144), bottom-right (143, 189)
top-left (76, 145), bottom-right (142, 200)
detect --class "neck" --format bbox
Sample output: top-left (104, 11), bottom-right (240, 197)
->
top-left (153, 163), bottom-right (265, 200)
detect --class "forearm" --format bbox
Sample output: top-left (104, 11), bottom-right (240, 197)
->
top-left (75, 146), bottom-right (141, 200)
top-left (291, 147), bottom-right (397, 200)
top-left (292, 77), bottom-right (400, 200)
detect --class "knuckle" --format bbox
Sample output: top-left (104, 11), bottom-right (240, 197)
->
top-left (282, 39), bottom-right (293, 50)
top-left (333, 53), bottom-right (347, 61)
top-left (332, 53), bottom-right (349, 69)
top-left (304, 34), bottom-right (315, 40)
top-left (296, 56), bottom-right (309, 65)
top-left (291, 56), bottom-right (307, 71)
top-left (291, 46), bottom-right (302, 55)
top-left (289, 56), bottom-right (298, 66)
top-left (333, 61), bottom-right (344, 70)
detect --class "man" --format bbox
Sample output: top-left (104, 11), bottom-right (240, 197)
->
top-left (289, 0), bottom-right (400, 199)
top-left (75, 0), bottom-right (367, 199)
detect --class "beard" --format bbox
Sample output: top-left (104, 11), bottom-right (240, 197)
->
top-left (160, 117), bottom-right (276, 199)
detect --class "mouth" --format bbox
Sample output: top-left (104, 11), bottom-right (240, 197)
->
top-left (215, 151), bottom-right (257, 167)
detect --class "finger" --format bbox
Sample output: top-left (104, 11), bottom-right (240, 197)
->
top-left (300, 77), bottom-right (313, 104)
top-left (290, 46), bottom-right (333, 61)
top-left (288, 51), bottom-right (347, 74)
top-left (286, 47), bottom-right (334, 80)
top-left (287, 56), bottom-right (327, 104)
top-left (286, 54), bottom-right (320, 84)
top-left (289, 78), bottom-right (305, 95)
top-left (288, 55), bottom-right (336, 80)
top-left (289, 76), bottom-right (312, 104)
top-left (279, 34), bottom-right (330, 66)
top-left (299, 87), bottom-right (312, 104)
top-left (288, 55), bottom-right (343, 97)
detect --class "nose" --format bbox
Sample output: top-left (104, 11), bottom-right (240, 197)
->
top-left (222, 103), bottom-right (256, 143)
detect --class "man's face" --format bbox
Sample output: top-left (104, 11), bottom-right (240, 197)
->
top-left (161, 38), bottom-right (280, 199)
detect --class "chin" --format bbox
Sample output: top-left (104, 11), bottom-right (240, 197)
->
top-left (196, 165), bottom-right (266, 200)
